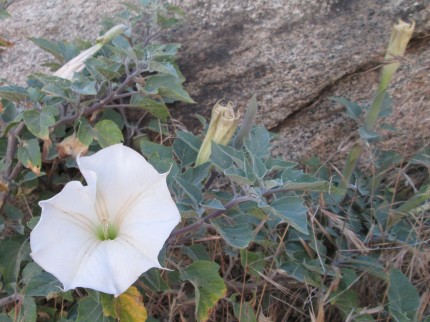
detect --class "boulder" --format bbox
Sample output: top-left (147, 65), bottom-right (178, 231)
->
top-left (1, 0), bottom-right (429, 161)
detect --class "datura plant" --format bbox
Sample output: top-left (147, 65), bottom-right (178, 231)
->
top-left (0, 6), bottom-right (428, 322)
top-left (30, 144), bottom-right (180, 296)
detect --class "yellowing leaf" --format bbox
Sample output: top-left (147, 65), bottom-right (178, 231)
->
top-left (101, 286), bottom-right (147, 322)
top-left (57, 134), bottom-right (89, 158)
top-left (17, 139), bottom-right (41, 176)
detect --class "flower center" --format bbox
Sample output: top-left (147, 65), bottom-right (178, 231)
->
top-left (96, 223), bottom-right (117, 241)
top-left (95, 189), bottom-right (118, 241)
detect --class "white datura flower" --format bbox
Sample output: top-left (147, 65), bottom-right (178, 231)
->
top-left (30, 144), bottom-right (180, 296)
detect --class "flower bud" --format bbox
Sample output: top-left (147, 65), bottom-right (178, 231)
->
top-left (53, 24), bottom-right (128, 80)
top-left (365, 20), bottom-right (414, 130)
top-left (195, 101), bottom-right (239, 166)
top-left (379, 19), bottom-right (415, 92)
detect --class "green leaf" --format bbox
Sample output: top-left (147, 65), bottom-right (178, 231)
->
top-left (77, 118), bottom-right (94, 146)
top-left (101, 109), bottom-right (124, 129)
top-left (1, 100), bottom-right (17, 123)
top-left (27, 216), bottom-right (40, 230)
top-left (93, 120), bottom-right (123, 148)
top-left (172, 137), bottom-right (197, 167)
top-left (22, 262), bottom-right (62, 299)
top-left (143, 43), bottom-right (181, 60)
top-left (234, 94), bottom-right (258, 148)
top-left (142, 268), bottom-right (169, 292)
top-left (180, 261), bottom-right (227, 322)
top-left (175, 177), bottom-right (203, 204)
top-left (210, 143), bottom-right (233, 170)
top-left (378, 93), bottom-right (393, 118)
top-left (4, 203), bottom-right (23, 220)
top-left (0, 85), bottom-right (28, 102)
top-left (182, 244), bottom-right (211, 261)
top-left (29, 37), bottom-right (80, 63)
top-left (143, 75), bottom-right (195, 103)
top-left (240, 250), bottom-right (265, 279)
top-left (23, 107), bottom-right (56, 140)
top-left (0, 239), bottom-right (30, 284)
top-left (9, 297), bottom-right (36, 322)
top-left (17, 139), bottom-right (42, 175)
top-left (130, 94), bottom-right (170, 121)
top-left (244, 126), bottom-right (271, 159)
top-left (330, 96), bottom-right (363, 120)
top-left (410, 147), bottom-right (430, 167)
top-left (232, 300), bottom-right (257, 322)
top-left (269, 196), bottom-right (309, 234)
top-left (140, 141), bottom-right (173, 159)
top-left (358, 127), bottom-right (380, 142)
top-left (77, 291), bottom-right (114, 322)
top-left (70, 80), bottom-right (97, 95)
top-left (252, 155), bottom-right (267, 179)
top-left (388, 268), bottom-right (420, 322)
top-left (85, 57), bottom-right (122, 80)
top-left (149, 61), bottom-right (178, 77)
top-left (211, 212), bottom-right (254, 249)
top-left (224, 166), bottom-right (254, 186)
top-left (182, 163), bottom-right (211, 186)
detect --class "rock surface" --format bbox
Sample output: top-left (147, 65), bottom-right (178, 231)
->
top-left (1, 0), bottom-right (429, 162)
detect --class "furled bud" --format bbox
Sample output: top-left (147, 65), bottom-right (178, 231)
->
top-left (380, 19), bottom-right (415, 92)
top-left (365, 20), bottom-right (415, 130)
top-left (195, 101), bottom-right (239, 166)
top-left (53, 24), bottom-right (128, 80)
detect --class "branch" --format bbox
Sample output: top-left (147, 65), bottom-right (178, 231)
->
top-left (0, 294), bottom-right (23, 308)
top-left (4, 122), bottom-right (25, 177)
top-left (84, 69), bottom-right (142, 117)
top-left (50, 69), bottom-right (142, 128)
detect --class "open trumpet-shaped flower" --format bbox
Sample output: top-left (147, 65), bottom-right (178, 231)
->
top-left (30, 144), bottom-right (180, 296)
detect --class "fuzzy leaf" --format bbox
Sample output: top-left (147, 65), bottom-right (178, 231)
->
top-left (330, 96), bottom-right (363, 120)
top-left (77, 291), bottom-right (114, 322)
top-left (77, 118), bottom-right (94, 146)
top-left (149, 61), bottom-right (178, 77)
top-left (93, 120), bottom-right (123, 148)
top-left (388, 269), bottom-right (420, 322)
top-left (180, 261), bottom-right (227, 322)
top-left (244, 126), bottom-right (271, 159)
top-left (143, 75), bottom-right (195, 103)
top-left (0, 85), bottom-right (28, 102)
top-left (70, 80), bottom-right (97, 95)
top-left (268, 196), bottom-right (308, 234)
top-left (23, 107), bottom-right (56, 140)
top-left (211, 213), bottom-right (254, 249)
top-left (17, 139), bottom-right (42, 175)
top-left (130, 94), bottom-right (170, 121)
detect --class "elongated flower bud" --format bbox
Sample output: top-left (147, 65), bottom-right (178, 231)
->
top-left (365, 20), bottom-right (415, 130)
top-left (195, 101), bottom-right (239, 166)
top-left (53, 24), bottom-right (128, 80)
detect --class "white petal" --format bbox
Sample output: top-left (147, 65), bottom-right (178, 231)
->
top-left (30, 181), bottom-right (100, 289)
top-left (69, 239), bottom-right (161, 296)
top-left (77, 144), bottom-right (164, 223)
top-left (117, 180), bottom-right (180, 262)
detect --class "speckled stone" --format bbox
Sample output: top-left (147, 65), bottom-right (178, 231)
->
top-left (1, 0), bottom-right (429, 162)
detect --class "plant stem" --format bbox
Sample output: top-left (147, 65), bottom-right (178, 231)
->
top-left (0, 294), bottom-right (23, 307)
top-left (4, 122), bottom-right (25, 177)
top-left (50, 69), bottom-right (143, 128)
